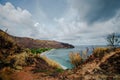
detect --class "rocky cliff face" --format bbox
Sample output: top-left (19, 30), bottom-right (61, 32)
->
top-left (0, 29), bottom-right (74, 49)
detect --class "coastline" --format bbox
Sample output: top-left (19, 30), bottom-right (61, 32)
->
top-left (40, 49), bottom-right (67, 69)
top-left (40, 49), bottom-right (55, 56)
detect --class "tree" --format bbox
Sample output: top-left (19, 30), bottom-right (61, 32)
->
top-left (106, 33), bottom-right (120, 48)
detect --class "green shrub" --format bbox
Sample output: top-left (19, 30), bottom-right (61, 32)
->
top-left (55, 68), bottom-right (64, 73)
top-left (30, 48), bottom-right (51, 54)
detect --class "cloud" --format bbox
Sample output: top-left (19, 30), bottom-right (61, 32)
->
top-left (0, 2), bottom-right (36, 36)
top-left (0, 2), bottom-right (45, 38)
top-left (68, 0), bottom-right (120, 24)
top-left (34, 22), bottom-right (40, 27)
top-left (0, 1), bottom-right (120, 45)
top-left (54, 6), bottom-right (120, 45)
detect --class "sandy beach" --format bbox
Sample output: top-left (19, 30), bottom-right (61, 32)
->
top-left (40, 49), bottom-right (68, 69)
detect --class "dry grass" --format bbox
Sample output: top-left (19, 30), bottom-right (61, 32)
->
top-left (81, 51), bottom-right (88, 59)
top-left (13, 52), bottom-right (28, 67)
top-left (69, 52), bottom-right (83, 67)
top-left (0, 30), bottom-right (15, 49)
top-left (0, 30), bottom-right (21, 69)
top-left (92, 47), bottom-right (109, 59)
top-left (40, 55), bottom-right (62, 69)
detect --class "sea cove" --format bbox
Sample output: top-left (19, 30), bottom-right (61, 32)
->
top-left (1, 0), bottom-right (120, 79)
top-left (44, 45), bottom-right (106, 69)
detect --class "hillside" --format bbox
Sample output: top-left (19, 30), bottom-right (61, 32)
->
top-left (1, 29), bottom-right (120, 80)
top-left (13, 37), bottom-right (74, 49)
top-left (1, 28), bottom-right (120, 80)
top-left (0, 29), bottom-right (62, 80)
top-left (0, 29), bottom-right (74, 49)
top-left (58, 48), bottom-right (120, 80)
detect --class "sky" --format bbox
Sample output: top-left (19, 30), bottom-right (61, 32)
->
top-left (0, 0), bottom-right (120, 45)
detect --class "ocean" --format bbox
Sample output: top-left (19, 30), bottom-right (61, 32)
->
top-left (45, 45), bottom-right (106, 69)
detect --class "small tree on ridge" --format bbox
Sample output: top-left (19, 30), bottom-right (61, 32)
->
top-left (106, 33), bottom-right (120, 49)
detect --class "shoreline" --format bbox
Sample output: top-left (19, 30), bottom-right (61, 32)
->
top-left (40, 49), bottom-right (68, 69)
top-left (40, 49), bottom-right (55, 56)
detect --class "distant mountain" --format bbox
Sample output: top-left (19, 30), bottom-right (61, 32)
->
top-left (0, 29), bottom-right (74, 49)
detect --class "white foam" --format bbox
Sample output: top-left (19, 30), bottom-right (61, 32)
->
top-left (40, 49), bottom-right (55, 56)
top-left (60, 64), bottom-right (68, 70)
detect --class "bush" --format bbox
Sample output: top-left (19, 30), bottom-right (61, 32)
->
top-left (30, 48), bottom-right (51, 54)
top-left (55, 68), bottom-right (64, 73)
top-left (92, 47), bottom-right (109, 59)
top-left (0, 30), bottom-right (15, 49)
top-left (69, 52), bottom-right (83, 68)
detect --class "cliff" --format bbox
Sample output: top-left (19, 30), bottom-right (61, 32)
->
top-left (0, 29), bottom-right (74, 49)
top-left (0, 29), bottom-right (61, 80)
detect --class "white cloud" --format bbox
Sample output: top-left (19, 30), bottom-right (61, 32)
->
top-left (0, 2), bottom-right (34, 36)
top-left (0, 2), bottom-right (32, 25)
top-left (34, 22), bottom-right (40, 27)
top-left (0, 1), bottom-right (120, 45)
top-left (53, 4), bottom-right (120, 45)
top-left (0, 2), bottom-right (46, 39)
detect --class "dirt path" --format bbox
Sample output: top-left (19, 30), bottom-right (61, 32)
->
top-left (98, 52), bottom-right (116, 66)
top-left (79, 51), bottom-right (116, 74)
top-left (12, 66), bottom-right (34, 80)
top-left (11, 50), bottom-right (120, 80)
top-left (65, 51), bottom-right (118, 79)
top-left (12, 65), bottom-right (59, 80)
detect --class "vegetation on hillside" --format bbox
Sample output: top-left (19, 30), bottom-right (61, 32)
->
top-left (92, 47), bottom-right (109, 59)
top-left (0, 30), bottom-right (64, 80)
top-left (40, 55), bottom-right (62, 69)
top-left (69, 52), bottom-right (83, 67)
top-left (30, 48), bottom-right (51, 54)
top-left (1, 29), bottom-right (120, 80)
top-left (60, 47), bottom-right (120, 80)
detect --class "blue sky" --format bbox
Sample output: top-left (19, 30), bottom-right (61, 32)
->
top-left (0, 0), bottom-right (120, 45)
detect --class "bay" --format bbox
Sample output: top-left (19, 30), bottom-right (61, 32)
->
top-left (45, 45), bottom-right (106, 69)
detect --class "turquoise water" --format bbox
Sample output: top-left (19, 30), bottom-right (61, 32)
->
top-left (45, 45), bottom-right (105, 69)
